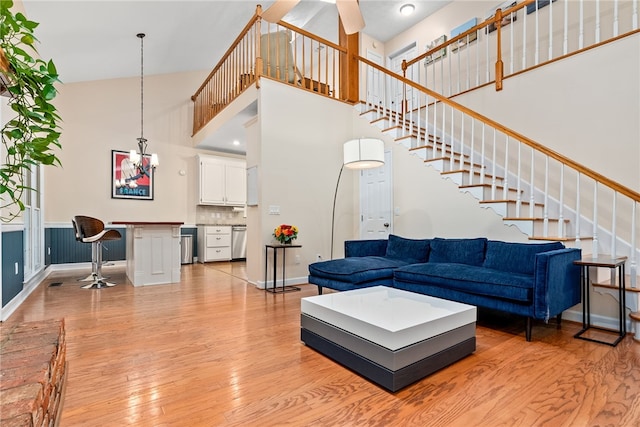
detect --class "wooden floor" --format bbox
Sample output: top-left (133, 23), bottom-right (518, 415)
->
top-left (4, 262), bottom-right (640, 426)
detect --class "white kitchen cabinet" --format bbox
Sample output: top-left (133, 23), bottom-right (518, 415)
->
top-left (197, 154), bottom-right (246, 206)
top-left (197, 225), bottom-right (232, 262)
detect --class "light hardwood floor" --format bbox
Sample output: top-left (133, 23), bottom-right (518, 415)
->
top-left (4, 262), bottom-right (640, 426)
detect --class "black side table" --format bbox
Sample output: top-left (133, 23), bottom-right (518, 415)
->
top-left (574, 256), bottom-right (627, 346)
top-left (264, 244), bottom-right (302, 293)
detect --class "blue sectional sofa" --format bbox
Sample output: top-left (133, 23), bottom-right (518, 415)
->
top-left (308, 235), bottom-right (582, 341)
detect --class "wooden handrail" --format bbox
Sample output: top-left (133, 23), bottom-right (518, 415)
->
top-left (267, 19), bottom-right (347, 54)
top-left (191, 6), bottom-right (262, 100)
top-left (359, 54), bottom-right (640, 203)
top-left (405, 0), bottom-right (536, 69)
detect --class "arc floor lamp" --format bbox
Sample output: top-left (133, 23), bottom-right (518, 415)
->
top-left (331, 138), bottom-right (385, 259)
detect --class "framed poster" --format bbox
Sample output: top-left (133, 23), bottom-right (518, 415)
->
top-left (451, 17), bottom-right (478, 52)
top-left (526, 0), bottom-right (557, 14)
top-left (112, 150), bottom-right (154, 200)
top-left (425, 34), bottom-right (447, 64)
top-left (485, 1), bottom-right (518, 34)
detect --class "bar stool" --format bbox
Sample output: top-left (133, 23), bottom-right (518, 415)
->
top-left (73, 216), bottom-right (122, 289)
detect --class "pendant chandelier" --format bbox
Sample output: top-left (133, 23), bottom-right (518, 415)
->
top-left (119, 33), bottom-right (158, 189)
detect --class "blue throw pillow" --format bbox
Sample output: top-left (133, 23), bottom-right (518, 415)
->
top-left (429, 237), bottom-right (487, 266)
top-left (484, 240), bottom-right (564, 275)
top-left (385, 235), bottom-right (430, 263)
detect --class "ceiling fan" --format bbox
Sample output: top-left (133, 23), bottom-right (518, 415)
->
top-left (262, 0), bottom-right (365, 35)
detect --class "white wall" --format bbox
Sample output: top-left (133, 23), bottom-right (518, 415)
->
top-left (248, 79), bottom-right (356, 285)
top-left (458, 33), bottom-right (640, 191)
top-left (44, 69), bottom-right (229, 225)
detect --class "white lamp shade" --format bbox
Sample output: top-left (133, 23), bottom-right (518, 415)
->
top-left (150, 153), bottom-right (159, 167)
top-left (343, 138), bottom-right (385, 169)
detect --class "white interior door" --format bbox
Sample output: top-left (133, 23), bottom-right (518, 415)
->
top-left (389, 44), bottom-right (418, 114)
top-left (366, 50), bottom-right (383, 109)
top-left (360, 150), bottom-right (392, 239)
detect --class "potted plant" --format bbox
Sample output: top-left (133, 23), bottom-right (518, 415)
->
top-left (0, 0), bottom-right (61, 222)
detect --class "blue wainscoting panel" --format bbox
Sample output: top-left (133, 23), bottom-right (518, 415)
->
top-left (46, 226), bottom-right (126, 264)
top-left (2, 230), bottom-right (24, 307)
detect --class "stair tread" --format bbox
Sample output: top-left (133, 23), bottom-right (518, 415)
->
top-left (529, 236), bottom-right (593, 241)
top-left (592, 282), bottom-right (640, 293)
top-left (442, 169), bottom-right (503, 179)
top-left (480, 199), bottom-right (544, 206)
top-left (503, 217), bottom-right (570, 222)
top-left (409, 143), bottom-right (451, 151)
top-left (424, 155), bottom-right (472, 163)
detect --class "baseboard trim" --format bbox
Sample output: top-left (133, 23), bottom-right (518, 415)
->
top-left (254, 275), bottom-right (308, 290)
top-left (562, 308), bottom-right (633, 332)
top-left (1, 267), bottom-right (48, 322)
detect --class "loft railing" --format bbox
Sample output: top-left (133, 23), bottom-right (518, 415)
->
top-left (360, 55), bottom-right (639, 286)
top-left (403, 0), bottom-right (639, 97)
top-left (191, 5), bottom-right (346, 135)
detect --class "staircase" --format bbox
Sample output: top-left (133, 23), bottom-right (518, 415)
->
top-left (356, 98), bottom-right (640, 337)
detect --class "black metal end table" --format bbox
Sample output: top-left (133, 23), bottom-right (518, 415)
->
top-left (264, 244), bottom-right (302, 293)
top-left (573, 256), bottom-right (627, 346)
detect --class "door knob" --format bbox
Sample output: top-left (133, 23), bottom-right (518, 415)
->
top-left (383, 223), bottom-right (389, 228)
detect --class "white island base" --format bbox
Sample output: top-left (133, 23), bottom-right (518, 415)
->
top-left (113, 222), bottom-right (183, 287)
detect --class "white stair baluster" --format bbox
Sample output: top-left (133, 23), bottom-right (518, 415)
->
top-left (459, 114), bottom-right (465, 169)
top-left (613, 0), bottom-right (619, 37)
top-left (631, 202), bottom-right (637, 288)
top-left (450, 107), bottom-right (455, 171)
top-left (633, 0), bottom-right (638, 30)
top-left (516, 142), bottom-right (522, 217)
top-left (529, 149), bottom-right (535, 218)
top-left (595, 0), bottom-right (601, 43)
top-left (592, 182), bottom-right (599, 255)
top-left (611, 191), bottom-right (617, 258)
top-left (548, 0), bottom-right (554, 61)
top-left (579, 0), bottom-right (585, 49)
top-left (522, 4), bottom-right (528, 69)
top-left (469, 119), bottom-right (476, 186)
top-left (480, 123), bottom-right (486, 185)
top-left (563, 0), bottom-right (569, 55)
top-left (535, 0), bottom-right (540, 65)
top-left (576, 172), bottom-right (581, 247)
top-left (503, 135), bottom-right (509, 200)
top-left (491, 128), bottom-right (497, 199)
top-left (543, 156), bottom-right (549, 237)
top-left (558, 164), bottom-right (565, 237)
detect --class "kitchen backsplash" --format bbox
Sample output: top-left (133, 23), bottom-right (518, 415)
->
top-left (196, 205), bottom-right (246, 225)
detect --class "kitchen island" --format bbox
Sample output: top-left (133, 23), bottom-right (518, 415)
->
top-left (112, 221), bottom-right (184, 286)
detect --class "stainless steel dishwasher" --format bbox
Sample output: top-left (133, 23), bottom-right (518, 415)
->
top-left (231, 225), bottom-right (247, 260)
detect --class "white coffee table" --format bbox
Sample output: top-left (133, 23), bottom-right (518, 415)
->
top-left (301, 286), bottom-right (476, 392)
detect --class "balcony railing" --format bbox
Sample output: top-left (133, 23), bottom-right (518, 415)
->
top-left (191, 5), bottom-right (347, 135)
top-left (404, 0), bottom-right (639, 97)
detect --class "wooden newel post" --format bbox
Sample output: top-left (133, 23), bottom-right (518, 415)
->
top-left (402, 59), bottom-right (408, 114)
top-left (495, 8), bottom-right (504, 91)
top-left (339, 18), bottom-right (359, 103)
top-left (255, 5), bottom-right (263, 89)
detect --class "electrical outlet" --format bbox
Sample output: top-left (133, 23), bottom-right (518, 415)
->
top-left (269, 205), bottom-right (280, 215)
top-left (316, 254), bottom-right (322, 261)
top-left (295, 255), bottom-right (301, 264)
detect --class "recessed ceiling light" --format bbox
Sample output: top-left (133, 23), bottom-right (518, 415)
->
top-left (232, 140), bottom-right (240, 146)
top-left (400, 4), bottom-right (415, 16)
